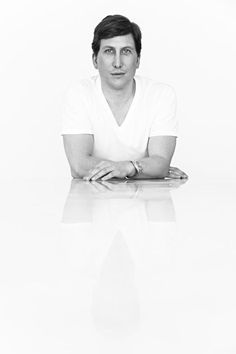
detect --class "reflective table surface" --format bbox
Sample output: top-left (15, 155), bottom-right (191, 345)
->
top-left (0, 177), bottom-right (236, 353)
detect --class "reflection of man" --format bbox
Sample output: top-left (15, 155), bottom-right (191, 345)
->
top-left (61, 179), bottom-right (187, 224)
top-left (61, 15), bottom-right (188, 181)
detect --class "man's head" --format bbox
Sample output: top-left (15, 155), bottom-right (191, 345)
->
top-left (92, 15), bottom-right (142, 59)
top-left (92, 15), bottom-right (142, 90)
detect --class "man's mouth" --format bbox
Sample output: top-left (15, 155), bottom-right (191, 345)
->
top-left (111, 72), bottom-right (125, 76)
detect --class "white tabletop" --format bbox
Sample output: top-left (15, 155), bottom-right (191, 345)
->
top-left (0, 177), bottom-right (236, 354)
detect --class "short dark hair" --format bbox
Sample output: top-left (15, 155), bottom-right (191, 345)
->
top-left (92, 14), bottom-right (142, 58)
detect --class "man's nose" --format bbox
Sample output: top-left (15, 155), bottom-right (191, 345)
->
top-left (113, 53), bottom-right (122, 68)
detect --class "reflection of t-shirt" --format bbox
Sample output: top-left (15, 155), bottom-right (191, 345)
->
top-left (61, 75), bottom-right (178, 161)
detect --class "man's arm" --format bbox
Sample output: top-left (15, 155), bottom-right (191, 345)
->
top-left (63, 134), bottom-right (134, 178)
top-left (131, 135), bottom-right (176, 179)
top-left (80, 135), bottom-right (179, 180)
top-left (63, 134), bottom-right (187, 180)
top-left (63, 134), bottom-right (102, 178)
top-left (131, 136), bottom-right (188, 179)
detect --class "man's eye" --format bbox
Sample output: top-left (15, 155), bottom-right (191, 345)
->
top-left (104, 49), bottom-right (113, 54)
top-left (122, 48), bottom-right (131, 54)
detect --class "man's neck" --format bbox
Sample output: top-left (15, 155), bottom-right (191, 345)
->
top-left (100, 79), bottom-right (135, 105)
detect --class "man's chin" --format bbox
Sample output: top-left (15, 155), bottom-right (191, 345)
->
top-left (108, 76), bottom-right (128, 89)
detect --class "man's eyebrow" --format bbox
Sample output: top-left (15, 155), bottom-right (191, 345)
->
top-left (101, 45), bottom-right (114, 49)
top-left (101, 45), bottom-right (135, 50)
top-left (122, 46), bottom-right (135, 49)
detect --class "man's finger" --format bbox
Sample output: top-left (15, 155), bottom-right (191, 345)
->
top-left (83, 161), bottom-right (111, 180)
top-left (101, 170), bottom-right (117, 181)
top-left (168, 167), bottom-right (188, 179)
top-left (91, 167), bottom-right (114, 181)
top-left (84, 165), bottom-right (110, 181)
top-left (168, 172), bottom-right (188, 179)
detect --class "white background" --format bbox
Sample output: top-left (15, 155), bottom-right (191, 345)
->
top-left (1, 0), bottom-right (236, 181)
top-left (1, 3), bottom-right (236, 352)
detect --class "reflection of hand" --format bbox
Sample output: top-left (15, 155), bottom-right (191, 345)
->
top-left (88, 180), bottom-right (138, 196)
top-left (83, 161), bottom-right (133, 181)
top-left (164, 178), bottom-right (187, 188)
top-left (167, 166), bottom-right (188, 179)
top-left (149, 178), bottom-right (187, 190)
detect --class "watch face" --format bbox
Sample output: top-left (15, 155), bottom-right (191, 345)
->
top-left (136, 161), bottom-right (143, 174)
top-left (133, 160), bottom-right (143, 174)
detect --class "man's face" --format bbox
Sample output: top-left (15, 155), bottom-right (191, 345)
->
top-left (92, 34), bottom-right (140, 90)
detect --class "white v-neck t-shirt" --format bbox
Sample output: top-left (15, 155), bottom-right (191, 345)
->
top-left (61, 75), bottom-right (178, 161)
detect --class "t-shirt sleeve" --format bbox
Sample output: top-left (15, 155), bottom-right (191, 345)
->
top-left (149, 85), bottom-right (178, 137)
top-left (61, 83), bottom-right (93, 135)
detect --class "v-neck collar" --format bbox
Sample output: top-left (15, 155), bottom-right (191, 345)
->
top-left (95, 75), bottom-right (140, 129)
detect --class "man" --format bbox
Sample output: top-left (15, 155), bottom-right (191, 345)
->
top-left (61, 14), bottom-right (188, 181)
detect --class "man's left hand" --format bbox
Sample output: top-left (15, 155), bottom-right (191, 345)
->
top-left (167, 166), bottom-right (188, 179)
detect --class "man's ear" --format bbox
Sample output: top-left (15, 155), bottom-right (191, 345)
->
top-left (136, 56), bottom-right (140, 69)
top-left (92, 54), bottom-right (98, 69)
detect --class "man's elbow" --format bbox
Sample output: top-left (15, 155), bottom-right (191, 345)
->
top-left (68, 156), bottom-right (91, 178)
top-left (70, 166), bottom-right (85, 179)
top-left (157, 167), bottom-right (169, 179)
top-left (152, 156), bottom-right (170, 179)
top-left (159, 160), bottom-right (172, 179)
top-left (71, 172), bottom-right (82, 179)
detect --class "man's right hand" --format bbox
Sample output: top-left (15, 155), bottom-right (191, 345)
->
top-left (83, 160), bottom-right (135, 181)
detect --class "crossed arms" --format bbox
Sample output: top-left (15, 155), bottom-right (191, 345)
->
top-left (63, 134), bottom-right (188, 180)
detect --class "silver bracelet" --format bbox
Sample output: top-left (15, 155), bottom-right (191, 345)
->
top-left (130, 160), bottom-right (143, 176)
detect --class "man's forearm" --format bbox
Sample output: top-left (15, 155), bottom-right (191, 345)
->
top-left (76, 154), bottom-right (170, 180)
top-left (130, 155), bottom-right (169, 179)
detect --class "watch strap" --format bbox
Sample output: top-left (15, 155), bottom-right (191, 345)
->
top-left (130, 160), bottom-right (143, 175)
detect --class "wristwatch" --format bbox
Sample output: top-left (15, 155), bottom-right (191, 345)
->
top-left (130, 160), bottom-right (143, 176)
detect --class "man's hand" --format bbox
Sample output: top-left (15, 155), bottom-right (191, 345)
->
top-left (83, 160), bottom-right (134, 181)
top-left (167, 166), bottom-right (188, 179)
top-left (83, 161), bottom-right (188, 181)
